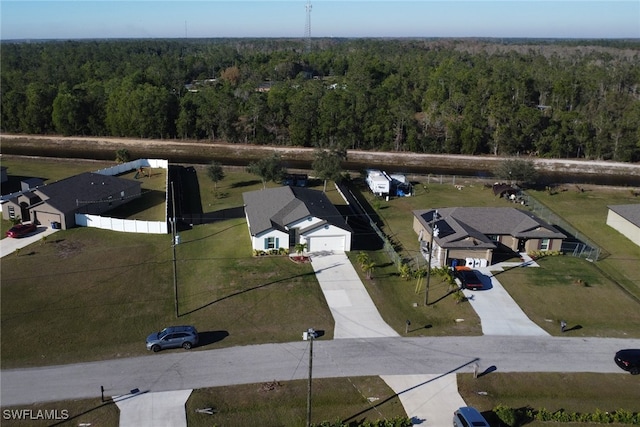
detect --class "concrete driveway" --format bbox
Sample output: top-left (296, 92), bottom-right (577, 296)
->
top-left (310, 251), bottom-right (399, 339)
top-left (462, 254), bottom-right (549, 336)
top-left (0, 224), bottom-right (59, 258)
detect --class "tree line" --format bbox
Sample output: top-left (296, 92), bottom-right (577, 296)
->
top-left (1, 38), bottom-right (639, 161)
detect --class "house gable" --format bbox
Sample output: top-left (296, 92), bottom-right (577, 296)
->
top-left (243, 186), bottom-right (352, 252)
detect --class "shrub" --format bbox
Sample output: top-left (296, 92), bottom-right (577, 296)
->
top-left (494, 404), bottom-right (518, 427)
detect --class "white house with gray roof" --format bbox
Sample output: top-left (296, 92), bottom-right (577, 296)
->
top-left (607, 204), bottom-right (640, 247)
top-left (413, 207), bottom-right (566, 267)
top-left (243, 186), bottom-right (352, 253)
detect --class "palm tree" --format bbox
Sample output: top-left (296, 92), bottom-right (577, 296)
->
top-left (294, 242), bottom-right (307, 256)
top-left (356, 251), bottom-right (370, 269)
top-left (362, 261), bottom-right (375, 280)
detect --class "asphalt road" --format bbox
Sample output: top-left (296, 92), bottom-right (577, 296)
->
top-left (2, 335), bottom-right (638, 407)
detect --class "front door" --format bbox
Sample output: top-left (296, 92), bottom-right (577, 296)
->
top-left (289, 228), bottom-right (299, 249)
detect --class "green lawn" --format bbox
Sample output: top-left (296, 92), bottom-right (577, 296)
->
top-left (3, 372), bottom-right (638, 427)
top-left (356, 177), bottom-right (640, 338)
top-left (3, 159), bottom-right (639, 370)
top-left (458, 372), bottom-right (640, 427)
top-left (2, 157), bottom-right (640, 425)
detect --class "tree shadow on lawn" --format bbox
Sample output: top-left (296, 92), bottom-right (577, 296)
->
top-left (230, 179), bottom-right (262, 188)
top-left (180, 270), bottom-right (319, 317)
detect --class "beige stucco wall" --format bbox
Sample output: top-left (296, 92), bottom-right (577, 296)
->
top-left (606, 210), bottom-right (640, 247)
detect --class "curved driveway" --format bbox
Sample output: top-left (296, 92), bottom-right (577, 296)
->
top-left (2, 335), bottom-right (637, 407)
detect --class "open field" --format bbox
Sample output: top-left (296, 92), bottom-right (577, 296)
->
top-left (2, 373), bottom-right (638, 427)
top-left (1, 156), bottom-right (639, 426)
top-left (2, 157), bottom-right (640, 370)
top-left (356, 177), bottom-right (640, 338)
top-left (458, 372), bottom-right (640, 427)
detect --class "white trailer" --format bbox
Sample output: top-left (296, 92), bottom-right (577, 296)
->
top-left (366, 170), bottom-right (392, 196)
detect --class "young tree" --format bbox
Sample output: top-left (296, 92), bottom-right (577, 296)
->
top-left (494, 158), bottom-right (539, 187)
top-left (246, 153), bottom-right (285, 189)
top-left (206, 161), bottom-right (225, 191)
top-left (312, 148), bottom-right (347, 192)
top-left (115, 149), bottom-right (130, 164)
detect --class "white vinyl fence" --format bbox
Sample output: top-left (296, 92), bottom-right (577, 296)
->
top-left (76, 158), bottom-right (170, 235)
top-left (75, 214), bottom-right (168, 234)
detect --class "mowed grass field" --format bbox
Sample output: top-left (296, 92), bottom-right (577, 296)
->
top-left (2, 156), bottom-right (640, 426)
top-left (355, 177), bottom-right (640, 338)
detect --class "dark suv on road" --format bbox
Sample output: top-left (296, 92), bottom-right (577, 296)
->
top-left (614, 349), bottom-right (640, 375)
top-left (146, 325), bottom-right (198, 352)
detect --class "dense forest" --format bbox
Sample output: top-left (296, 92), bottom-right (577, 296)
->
top-left (1, 38), bottom-right (639, 161)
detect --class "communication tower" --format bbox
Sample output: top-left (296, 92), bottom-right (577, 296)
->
top-left (304, 0), bottom-right (312, 52)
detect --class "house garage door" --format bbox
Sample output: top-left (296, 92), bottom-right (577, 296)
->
top-left (307, 236), bottom-right (345, 252)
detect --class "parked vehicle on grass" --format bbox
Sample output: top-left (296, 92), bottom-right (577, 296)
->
top-left (453, 406), bottom-right (490, 427)
top-left (454, 267), bottom-right (483, 290)
top-left (5, 222), bottom-right (37, 238)
top-left (614, 349), bottom-right (640, 375)
top-left (146, 325), bottom-right (198, 352)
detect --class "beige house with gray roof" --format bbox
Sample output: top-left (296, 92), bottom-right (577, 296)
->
top-left (413, 207), bottom-right (566, 267)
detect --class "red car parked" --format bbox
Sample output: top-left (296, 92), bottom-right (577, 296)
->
top-left (5, 222), bottom-right (37, 238)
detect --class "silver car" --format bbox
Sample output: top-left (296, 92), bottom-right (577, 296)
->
top-left (146, 325), bottom-right (198, 352)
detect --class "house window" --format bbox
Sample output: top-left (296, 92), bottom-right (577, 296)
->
top-left (7, 206), bottom-right (15, 219)
top-left (540, 238), bottom-right (550, 251)
top-left (264, 237), bottom-right (279, 250)
top-left (487, 234), bottom-right (499, 242)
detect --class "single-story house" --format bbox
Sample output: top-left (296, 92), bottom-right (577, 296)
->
top-left (2, 172), bottom-right (142, 230)
top-left (606, 204), bottom-right (640, 247)
top-left (413, 207), bottom-right (567, 267)
top-left (243, 186), bottom-right (352, 253)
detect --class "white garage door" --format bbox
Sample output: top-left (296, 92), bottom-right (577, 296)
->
top-left (307, 236), bottom-right (345, 252)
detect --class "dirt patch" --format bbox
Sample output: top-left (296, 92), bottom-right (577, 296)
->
top-left (54, 239), bottom-right (84, 258)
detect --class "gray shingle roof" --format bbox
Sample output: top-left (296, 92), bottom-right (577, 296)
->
top-left (243, 186), bottom-right (351, 236)
top-left (35, 172), bottom-right (140, 213)
top-left (414, 206), bottom-right (566, 249)
top-left (608, 204), bottom-right (640, 227)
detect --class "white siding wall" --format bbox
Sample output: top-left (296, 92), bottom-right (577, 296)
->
top-left (607, 210), bottom-right (640, 247)
top-left (252, 229), bottom-right (289, 251)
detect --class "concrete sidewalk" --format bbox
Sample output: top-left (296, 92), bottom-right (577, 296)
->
top-left (310, 251), bottom-right (399, 339)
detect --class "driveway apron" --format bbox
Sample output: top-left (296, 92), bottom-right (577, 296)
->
top-left (381, 374), bottom-right (466, 426)
top-left (115, 390), bottom-right (191, 427)
top-left (310, 252), bottom-right (399, 339)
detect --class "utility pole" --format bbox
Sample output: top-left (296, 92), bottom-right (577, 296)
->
top-left (303, 328), bottom-right (316, 427)
top-left (425, 210), bottom-right (439, 306)
top-left (171, 181), bottom-right (179, 318)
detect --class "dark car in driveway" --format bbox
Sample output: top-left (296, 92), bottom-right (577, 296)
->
top-left (614, 349), bottom-right (640, 375)
top-left (454, 267), bottom-right (483, 290)
top-left (5, 222), bottom-right (37, 238)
